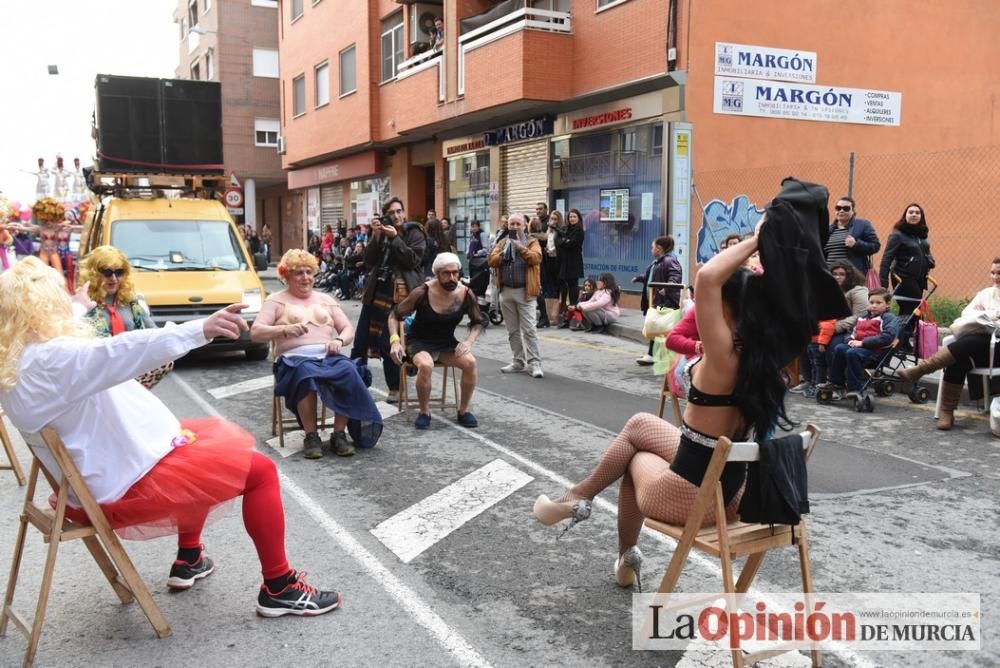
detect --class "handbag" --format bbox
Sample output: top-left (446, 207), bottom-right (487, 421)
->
top-left (865, 257), bottom-right (881, 291)
top-left (641, 306), bottom-right (681, 340)
top-left (950, 311), bottom-right (1000, 339)
top-left (135, 361), bottom-right (174, 390)
top-left (916, 301), bottom-right (939, 360)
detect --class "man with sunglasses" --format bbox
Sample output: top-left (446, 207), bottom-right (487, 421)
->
top-left (824, 196), bottom-right (881, 277)
top-left (80, 246), bottom-right (156, 336)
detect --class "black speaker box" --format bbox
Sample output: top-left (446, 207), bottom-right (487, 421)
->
top-left (95, 74), bottom-right (223, 174)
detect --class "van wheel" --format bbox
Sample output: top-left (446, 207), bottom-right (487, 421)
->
top-left (245, 345), bottom-right (269, 361)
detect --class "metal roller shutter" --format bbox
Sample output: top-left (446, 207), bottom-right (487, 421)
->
top-left (501, 140), bottom-right (549, 219)
top-left (320, 184), bottom-right (344, 226)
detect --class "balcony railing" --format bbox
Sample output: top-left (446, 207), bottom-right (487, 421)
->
top-left (394, 48), bottom-right (445, 103)
top-left (458, 7), bottom-right (572, 96)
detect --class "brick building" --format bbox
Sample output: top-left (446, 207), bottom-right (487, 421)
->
top-left (276, 0), bottom-right (1000, 296)
top-left (174, 0), bottom-right (296, 257)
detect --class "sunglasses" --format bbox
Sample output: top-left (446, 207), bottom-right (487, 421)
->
top-left (835, 205), bottom-right (852, 212)
top-left (99, 268), bottom-right (126, 278)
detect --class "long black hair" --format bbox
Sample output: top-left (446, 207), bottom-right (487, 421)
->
top-left (828, 259), bottom-right (864, 291)
top-left (723, 268), bottom-right (794, 439)
top-left (597, 272), bottom-right (621, 305)
top-left (893, 202), bottom-right (928, 238)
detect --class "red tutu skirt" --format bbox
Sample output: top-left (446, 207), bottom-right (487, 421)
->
top-left (60, 418), bottom-right (256, 540)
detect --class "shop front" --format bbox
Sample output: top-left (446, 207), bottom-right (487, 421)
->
top-left (442, 137), bottom-right (492, 254)
top-left (552, 90), bottom-right (681, 289)
top-left (288, 151), bottom-right (386, 242)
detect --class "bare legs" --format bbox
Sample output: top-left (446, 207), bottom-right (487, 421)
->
top-left (412, 350), bottom-right (478, 415)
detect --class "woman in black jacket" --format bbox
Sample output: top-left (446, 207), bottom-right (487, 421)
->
top-left (556, 208), bottom-right (585, 326)
top-left (879, 203), bottom-right (934, 326)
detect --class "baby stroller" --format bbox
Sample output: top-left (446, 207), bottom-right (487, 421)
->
top-left (817, 275), bottom-right (938, 412)
top-left (467, 254), bottom-right (502, 325)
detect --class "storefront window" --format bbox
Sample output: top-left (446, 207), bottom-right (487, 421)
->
top-left (446, 151), bottom-right (491, 255)
top-left (550, 121), bottom-right (664, 289)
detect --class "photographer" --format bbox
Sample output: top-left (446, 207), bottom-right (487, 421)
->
top-left (350, 197), bottom-right (426, 403)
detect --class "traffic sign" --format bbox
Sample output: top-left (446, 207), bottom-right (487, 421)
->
top-left (224, 188), bottom-right (244, 208)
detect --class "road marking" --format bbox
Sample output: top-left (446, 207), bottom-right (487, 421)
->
top-left (207, 374), bottom-right (273, 399)
top-left (170, 374), bottom-right (494, 668)
top-left (372, 459), bottom-right (533, 563)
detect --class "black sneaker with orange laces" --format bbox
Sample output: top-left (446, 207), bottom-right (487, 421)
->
top-left (256, 571), bottom-right (342, 618)
top-left (166, 555), bottom-right (216, 590)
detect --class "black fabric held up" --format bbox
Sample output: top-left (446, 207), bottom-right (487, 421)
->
top-left (738, 433), bottom-right (809, 526)
top-left (755, 177), bottom-right (851, 365)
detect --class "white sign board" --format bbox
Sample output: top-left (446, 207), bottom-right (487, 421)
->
top-left (713, 77), bottom-right (902, 127)
top-left (668, 122), bottom-right (692, 282)
top-left (355, 192), bottom-right (380, 227)
top-left (715, 42), bottom-right (817, 83)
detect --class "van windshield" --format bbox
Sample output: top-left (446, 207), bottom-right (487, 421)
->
top-left (110, 220), bottom-right (248, 271)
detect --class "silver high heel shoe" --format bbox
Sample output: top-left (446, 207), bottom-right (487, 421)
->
top-left (614, 546), bottom-right (643, 592)
top-left (532, 495), bottom-right (593, 539)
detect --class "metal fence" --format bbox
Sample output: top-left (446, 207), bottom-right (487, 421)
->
top-left (691, 144), bottom-right (1000, 302)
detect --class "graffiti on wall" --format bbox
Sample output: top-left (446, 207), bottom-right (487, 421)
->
top-left (695, 195), bottom-right (766, 264)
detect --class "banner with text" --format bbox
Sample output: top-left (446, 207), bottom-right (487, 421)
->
top-left (714, 77), bottom-right (902, 127)
top-left (715, 42), bottom-right (817, 83)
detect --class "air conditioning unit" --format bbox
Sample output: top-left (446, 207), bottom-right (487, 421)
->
top-left (410, 3), bottom-right (442, 45)
top-left (276, 135), bottom-right (286, 155)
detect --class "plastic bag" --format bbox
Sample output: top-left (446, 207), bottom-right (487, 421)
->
top-left (991, 396), bottom-right (1000, 438)
top-left (651, 337), bottom-right (677, 376)
top-left (642, 306), bottom-right (682, 340)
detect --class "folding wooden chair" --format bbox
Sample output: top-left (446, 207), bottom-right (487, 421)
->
top-left (0, 410), bottom-right (26, 486)
top-left (270, 342), bottom-right (328, 448)
top-left (644, 424), bottom-right (822, 668)
top-left (398, 329), bottom-right (459, 421)
top-left (0, 427), bottom-right (171, 667)
top-left (648, 282), bottom-right (688, 426)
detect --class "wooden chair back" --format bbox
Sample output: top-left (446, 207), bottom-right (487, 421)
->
top-left (0, 410), bottom-right (25, 486)
top-left (643, 424), bottom-right (822, 668)
top-left (0, 427), bottom-right (171, 667)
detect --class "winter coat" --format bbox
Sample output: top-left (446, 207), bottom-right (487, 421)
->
top-left (879, 226), bottom-right (934, 290)
top-left (556, 223), bottom-right (584, 281)
top-left (362, 221), bottom-right (426, 304)
top-left (827, 217), bottom-right (881, 274)
top-left (635, 254), bottom-right (683, 312)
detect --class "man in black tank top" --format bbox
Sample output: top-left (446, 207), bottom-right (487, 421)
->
top-left (387, 253), bottom-right (485, 430)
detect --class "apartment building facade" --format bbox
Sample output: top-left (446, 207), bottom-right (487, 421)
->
top-left (175, 0), bottom-right (297, 256)
top-left (277, 0), bottom-right (1000, 293)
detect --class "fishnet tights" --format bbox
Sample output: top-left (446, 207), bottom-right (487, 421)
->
top-left (563, 413), bottom-right (742, 554)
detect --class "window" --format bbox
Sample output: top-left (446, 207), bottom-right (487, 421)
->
top-left (619, 129), bottom-right (636, 153)
top-left (255, 119), bottom-right (280, 147)
top-left (188, 0), bottom-right (199, 27)
top-left (204, 49), bottom-right (214, 80)
top-left (292, 75), bottom-right (306, 116)
top-left (179, 17), bottom-right (187, 39)
top-left (651, 124), bottom-right (664, 156)
top-left (252, 48), bottom-right (279, 78)
top-left (203, 0), bottom-right (211, 11)
top-left (314, 61), bottom-right (330, 107)
top-left (290, 0), bottom-right (303, 20)
top-left (251, 0), bottom-right (278, 6)
top-left (190, 62), bottom-right (201, 81)
top-left (380, 12), bottom-right (405, 82)
top-left (596, 0), bottom-right (630, 9)
top-left (339, 45), bottom-right (356, 96)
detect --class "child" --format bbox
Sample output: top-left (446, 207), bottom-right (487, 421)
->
top-left (802, 319), bottom-right (836, 398)
top-left (574, 272), bottom-right (621, 333)
top-left (824, 288), bottom-right (898, 399)
top-left (566, 278), bottom-right (595, 330)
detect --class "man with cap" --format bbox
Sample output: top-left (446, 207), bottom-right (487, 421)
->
top-left (388, 252), bottom-right (485, 430)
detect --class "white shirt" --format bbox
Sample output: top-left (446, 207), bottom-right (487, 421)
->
top-left (0, 320), bottom-right (209, 504)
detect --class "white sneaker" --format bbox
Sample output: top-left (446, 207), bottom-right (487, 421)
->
top-left (789, 381), bottom-right (811, 394)
top-left (635, 354), bottom-right (655, 366)
top-left (501, 361), bottom-right (526, 374)
top-left (530, 364), bottom-right (544, 378)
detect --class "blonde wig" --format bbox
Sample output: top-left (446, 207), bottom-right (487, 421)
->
top-left (0, 257), bottom-right (94, 390)
top-left (81, 246), bottom-right (138, 305)
top-left (277, 248), bottom-right (319, 283)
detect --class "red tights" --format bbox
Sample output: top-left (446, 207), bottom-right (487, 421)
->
top-left (178, 452), bottom-right (289, 579)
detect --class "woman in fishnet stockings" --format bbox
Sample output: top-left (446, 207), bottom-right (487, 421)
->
top-left (534, 219), bottom-right (791, 591)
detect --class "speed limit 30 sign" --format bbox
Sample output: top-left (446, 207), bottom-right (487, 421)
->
top-left (224, 188), bottom-right (244, 208)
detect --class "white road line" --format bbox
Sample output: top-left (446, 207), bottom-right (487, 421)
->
top-left (170, 373), bottom-right (494, 668)
top-left (369, 387), bottom-right (880, 668)
top-left (207, 374), bottom-right (273, 399)
top-left (372, 459), bottom-right (533, 563)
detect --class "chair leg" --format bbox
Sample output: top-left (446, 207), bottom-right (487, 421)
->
top-left (25, 481), bottom-right (71, 667)
top-left (81, 535), bottom-right (133, 604)
top-left (796, 519), bottom-right (822, 667)
top-left (275, 398), bottom-right (285, 449)
top-left (735, 553), bottom-right (765, 594)
top-left (400, 364), bottom-right (410, 421)
top-left (0, 468), bottom-right (35, 637)
top-left (93, 527), bottom-right (171, 639)
top-left (671, 394), bottom-right (682, 426)
top-left (0, 419), bottom-right (25, 486)
top-left (450, 366), bottom-right (459, 416)
top-left (656, 374), bottom-right (669, 419)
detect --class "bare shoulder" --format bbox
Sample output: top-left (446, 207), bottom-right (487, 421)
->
top-left (314, 291), bottom-right (341, 308)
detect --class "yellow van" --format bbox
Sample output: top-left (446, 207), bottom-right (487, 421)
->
top-left (83, 196), bottom-right (269, 360)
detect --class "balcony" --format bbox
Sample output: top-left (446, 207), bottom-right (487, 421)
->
top-left (458, 6), bottom-right (572, 108)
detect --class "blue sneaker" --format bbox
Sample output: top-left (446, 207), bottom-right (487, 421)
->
top-left (414, 413), bottom-right (432, 430)
top-left (457, 412), bottom-right (478, 428)
top-left (802, 385), bottom-right (817, 399)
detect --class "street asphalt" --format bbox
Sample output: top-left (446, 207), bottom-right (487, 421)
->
top-left (0, 272), bottom-right (995, 667)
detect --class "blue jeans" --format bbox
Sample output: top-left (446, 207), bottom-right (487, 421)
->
top-left (807, 342), bottom-right (827, 386)
top-left (829, 343), bottom-right (875, 391)
top-left (350, 303), bottom-right (400, 392)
